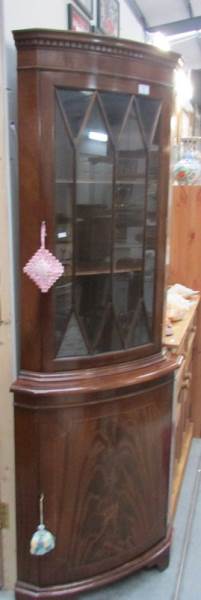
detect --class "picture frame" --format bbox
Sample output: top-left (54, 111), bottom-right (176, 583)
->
top-left (97, 0), bottom-right (120, 37)
top-left (67, 3), bottom-right (91, 32)
top-left (75, 0), bottom-right (93, 19)
top-left (91, 24), bottom-right (101, 34)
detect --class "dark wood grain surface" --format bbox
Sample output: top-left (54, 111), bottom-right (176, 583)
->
top-left (15, 371), bottom-right (173, 595)
top-left (13, 30), bottom-right (179, 599)
top-left (14, 30), bottom-right (179, 372)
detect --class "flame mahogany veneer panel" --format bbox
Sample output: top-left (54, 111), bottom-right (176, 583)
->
top-left (15, 373), bottom-right (173, 595)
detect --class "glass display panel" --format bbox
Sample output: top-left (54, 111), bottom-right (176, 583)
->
top-left (135, 96), bottom-right (161, 147)
top-left (57, 89), bottom-right (93, 138)
top-left (54, 89), bottom-right (161, 358)
top-left (55, 99), bottom-right (73, 271)
top-left (55, 97), bottom-right (74, 353)
top-left (143, 111), bottom-right (161, 328)
top-left (126, 301), bottom-right (150, 347)
top-left (114, 183), bottom-right (145, 272)
top-left (55, 278), bottom-right (73, 355)
top-left (114, 100), bottom-right (146, 272)
top-left (100, 92), bottom-right (130, 140)
top-left (74, 275), bottom-right (122, 353)
top-left (112, 272), bottom-right (148, 347)
top-left (76, 100), bottom-right (113, 272)
top-left (57, 311), bottom-right (88, 357)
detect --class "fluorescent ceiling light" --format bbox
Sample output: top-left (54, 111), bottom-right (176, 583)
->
top-left (168, 29), bottom-right (201, 43)
top-left (88, 131), bottom-right (108, 142)
top-left (148, 31), bottom-right (170, 51)
top-left (174, 68), bottom-right (193, 106)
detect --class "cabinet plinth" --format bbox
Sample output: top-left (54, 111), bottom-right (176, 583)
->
top-left (12, 30), bottom-right (179, 598)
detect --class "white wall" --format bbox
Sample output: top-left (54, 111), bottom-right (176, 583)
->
top-left (3, 0), bottom-right (144, 87)
top-left (120, 0), bottom-right (144, 41)
top-left (3, 0), bottom-right (68, 90)
top-left (0, 0), bottom-right (17, 589)
top-left (1, 0), bottom-right (144, 590)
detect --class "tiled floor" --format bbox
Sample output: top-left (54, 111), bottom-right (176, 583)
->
top-left (1, 439), bottom-right (201, 600)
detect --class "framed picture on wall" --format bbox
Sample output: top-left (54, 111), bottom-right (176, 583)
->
top-left (76, 0), bottom-right (93, 19)
top-left (67, 3), bottom-right (91, 32)
top-left (97, 0), bottom-right (120, 37)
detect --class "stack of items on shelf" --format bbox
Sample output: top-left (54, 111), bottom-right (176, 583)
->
top-left (165, 284), bottom-right (198, 336)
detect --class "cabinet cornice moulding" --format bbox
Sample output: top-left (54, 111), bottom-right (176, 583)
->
top-left (12, 29), bottom-right (180, 71)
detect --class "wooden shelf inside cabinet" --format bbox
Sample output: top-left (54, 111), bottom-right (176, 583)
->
top-left (60, 262), bottom-right (143, 276)
top-left (75, 267), bottom-right (142, 276)
top-left (56, 179), bottom-right (146, 185)
top-left (163, 296), bottom-right (200, 519)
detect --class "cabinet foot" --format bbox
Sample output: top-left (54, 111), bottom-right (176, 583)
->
top-left (146, 536), bottom-right (171, 572)
top-left (156, 549), bottom-right (170, 571)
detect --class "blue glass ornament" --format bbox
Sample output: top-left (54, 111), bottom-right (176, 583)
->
top-left (30, 493), bottom-right (55, 556)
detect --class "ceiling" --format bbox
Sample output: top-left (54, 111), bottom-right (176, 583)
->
top-left (127, 0), bottom-right (201, 70)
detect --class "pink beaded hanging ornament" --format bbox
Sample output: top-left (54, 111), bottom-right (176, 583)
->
top-left (23, 221), bottom-right (64, 292)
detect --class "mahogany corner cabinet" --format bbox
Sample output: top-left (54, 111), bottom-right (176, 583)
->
top-left (12, 29), bottom-right (179, 600)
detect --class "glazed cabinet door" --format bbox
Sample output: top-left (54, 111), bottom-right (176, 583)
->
top-left (36, 73), bottom-right (171, 372)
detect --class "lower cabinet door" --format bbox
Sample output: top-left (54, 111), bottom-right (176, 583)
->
top-left (15, 373), bottom-right (173, 590)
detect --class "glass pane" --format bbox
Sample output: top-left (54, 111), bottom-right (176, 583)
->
top-left (117, 101), bottom-right (146, 180)
top-left (55, 181), bottom-right (73, 268)
top-left (94, 306), bottom-right (122, 353)
top-left (114, 183), bottom-right (145, 271)
top-left (57, 312), bottom-right (88, 357)
top-left (100, 92), bottom-right (130, 140)
top-left (143, 116), bottom-right (161, 326)
top-left (55, 100), bottom-right (73, 272)
top-left (55, 97), bottom-right (74, 355)
top-left (55, 99), bottom-right (73, 181)
top-left (74, 275), bottom-right (122, 352)
top-left (115, 101), bottom-right (146, 272)
top-left (53, 89), bottom-right (161, 359)
top-left (135, 97), bottom-right (161, 146)
top-left (57, 89), bottom-right (93, 137)
top-left (143, 250), bottom-right (155, 328)
top-left (113, 272), bottom-right (142, 343)
top-left (75, 275), bottom-right (110, 348)
top-left (126, 301), bottom-right (150, 347)
top-left (55, 278), bottom-right (72, 353)
top-left (76, 100), bottom-right (113, 272)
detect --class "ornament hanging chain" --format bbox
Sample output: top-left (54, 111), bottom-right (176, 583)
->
top-left (40, 222), bottom-right (46, 250)
top-left (40, 493), bottom-right (45, 526)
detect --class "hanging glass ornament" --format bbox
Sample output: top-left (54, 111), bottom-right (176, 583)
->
top-left (30, 493), bottom-right (56, 556)
top-left (173, 140), bottom-right (201, 185)
top-left (23, 221), bottom-right (64, 292)
top-left (173, 156), bottom-right (201, 185)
